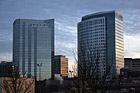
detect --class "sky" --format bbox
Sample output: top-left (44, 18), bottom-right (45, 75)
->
top-left (0, 0), bottom-right (140, 68)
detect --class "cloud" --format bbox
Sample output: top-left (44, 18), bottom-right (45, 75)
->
top-left (55, 21), bottom-right (77, 64)
top-left (124, 34), bottom-right (140, 58)
top-left (0, 0), bottom-right (140, 64)
top-left (123, 10), bottom-right (140, 35)
top-left (0, 53), bottom-right (12, 62)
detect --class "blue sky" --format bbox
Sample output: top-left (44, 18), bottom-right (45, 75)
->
top-left (0, 0), bottom-right (140, 67)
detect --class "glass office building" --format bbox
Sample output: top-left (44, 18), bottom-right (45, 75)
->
top-left (78, 11), bottom-right (124, 78)
top-left (13, 19), bottom-right (54, 80)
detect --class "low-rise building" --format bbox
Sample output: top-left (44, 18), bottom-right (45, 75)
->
top-left (124, 58), bottom-right (140, 72)
top-left (54, 55), bottom-right (68, 77)
top-left (0, 77), bottom-right (35, 93)
top-left (0, 61), bottom-right (13, 77)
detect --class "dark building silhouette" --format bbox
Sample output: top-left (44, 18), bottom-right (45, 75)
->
top-left (119, 58), bottom-right (140, 92)
top-left (0, 61), bottom-right (13, 77)
top-left (124, 58), bottom-right (140, 71)
top-left (120, 58), bottom-right (140, 79)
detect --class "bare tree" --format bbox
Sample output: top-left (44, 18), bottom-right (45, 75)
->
top-left (70, 43), bottom-right (120, 93)
top-left (1, 71), bottom-right (35, 93)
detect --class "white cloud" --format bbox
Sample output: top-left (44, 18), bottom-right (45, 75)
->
top-left (55, 20), bottom-right (77, 66)
top-left (0, 0), bottom-right (140, 68)
top-left (124, 34), bottom-right (140, 58)
top-left (123, 9), bottom-right (140, 35)
top-left (55, 21), bottom-right (77, 36)
top-left (0, 53), bottom-right (12, 62)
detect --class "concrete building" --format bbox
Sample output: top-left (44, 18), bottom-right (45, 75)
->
top-left (78, 10), bottom-right (124, 78)
top-left (124, 58), bottom-right (140, 71)
top-left (120, 58), bottom-right (140, 79)
top-left (120, 58), bottom-right (140, 92)
top-left (0, 77), bottom-right (35, 93)
top-left (54, 55), bottom-right (68, 77)
top-left (0, 61), bottom-right (13, 77)
top-left (13, 19), bottom-right (54, 80)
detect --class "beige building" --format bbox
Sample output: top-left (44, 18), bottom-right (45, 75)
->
top-left (0, 77), bottom-right (35, 93)
top-left (54, 55), bottom-right (68, 77)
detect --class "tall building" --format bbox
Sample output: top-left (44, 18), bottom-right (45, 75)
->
top-left (0, 61), bottom-right (13, 77)
top-left (13, 19), bottom-right (54, 80)
top-left (78, 10), bottom-right (124, 78)
top-left (54, 55), bottom-right (68, 77)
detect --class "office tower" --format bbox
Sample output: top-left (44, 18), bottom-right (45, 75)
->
top-left (0, 61), bottom-right (13, 77)
top-left (78, 11), bottom-right (124, 78)
top-left (54, 55), bottom-right (68, 77)
top-left (13, 19), bottom-right (54, 80)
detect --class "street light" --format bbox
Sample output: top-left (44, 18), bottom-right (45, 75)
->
top-left (69, 70), bottom-right (73, 78)
top-left (37, 63), bottom-right (42, 81)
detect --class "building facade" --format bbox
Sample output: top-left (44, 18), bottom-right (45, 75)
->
top-left (13, 19), bottom-right (54, 80)
top-left (54, 55), bottom-right (68, 77)
top-left (124, 58), bottom-right (140, 71)
top-left (78, 11), bottom-right (124, 78)
top-left (0, 77), bottom-right (35, 93)
top-left (120, 58), bottom-right (140, 87)
top-left (0, 61), bottom-right (13, 77)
